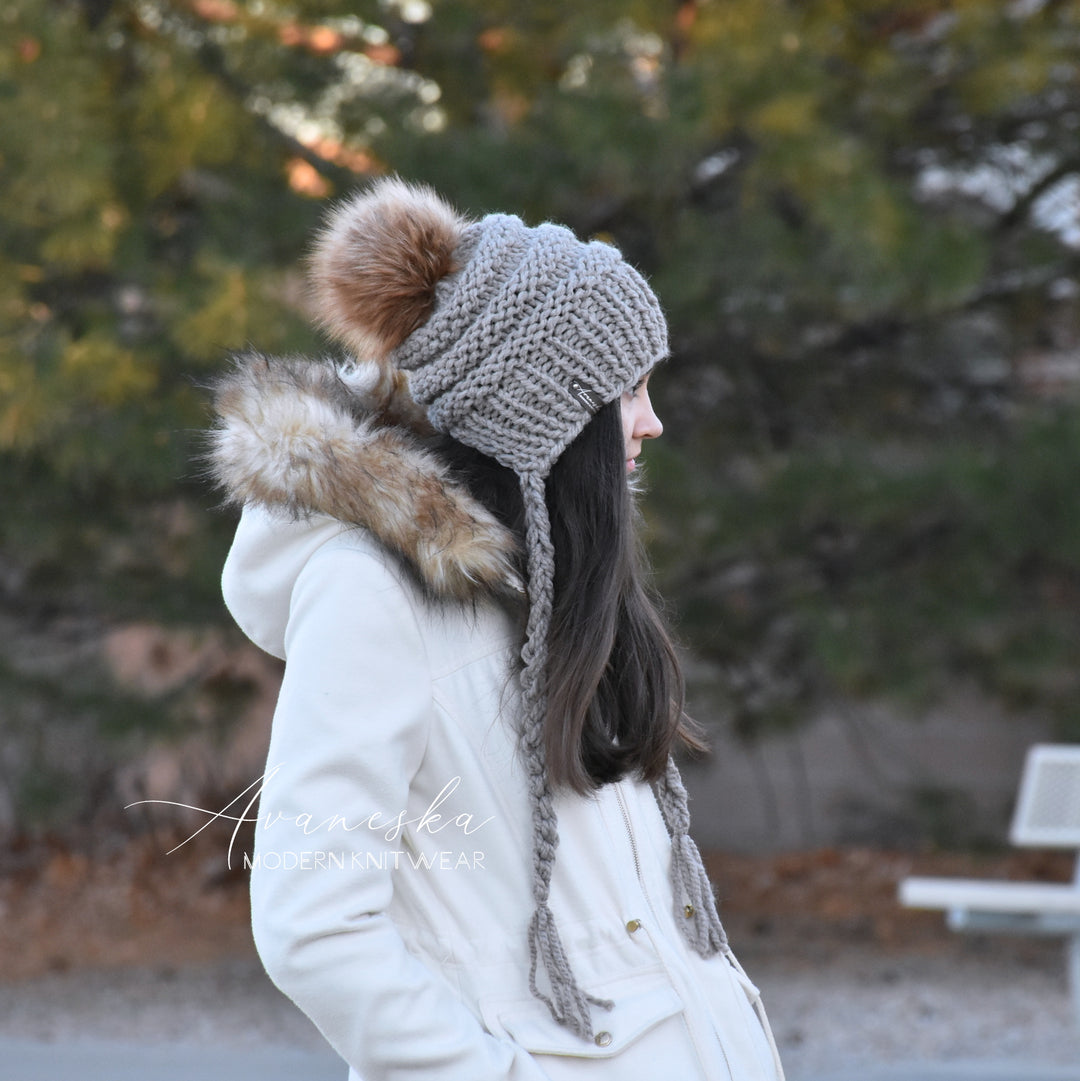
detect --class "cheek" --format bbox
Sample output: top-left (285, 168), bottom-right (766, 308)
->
top-left (620, 399), bottom-right (633, 449)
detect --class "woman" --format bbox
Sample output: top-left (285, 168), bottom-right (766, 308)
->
top-left (209, 179), bottom-right (784, 1080)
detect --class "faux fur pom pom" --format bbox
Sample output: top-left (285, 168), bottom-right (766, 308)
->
top-left (308, 177), bottom-right (467, 360)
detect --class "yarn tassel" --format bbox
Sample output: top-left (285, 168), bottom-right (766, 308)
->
top-left (654, 756), bottom-right (729, 955)
top-left (517, 471), bottom-right (612, 1039)
top-left (527, 904), bottom-right (613, 1040)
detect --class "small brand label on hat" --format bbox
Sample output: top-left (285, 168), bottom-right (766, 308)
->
top-left (568, 379), bottom-right (602, 414)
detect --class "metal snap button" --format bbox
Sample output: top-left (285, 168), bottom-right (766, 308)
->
top-left (683, 903), bottom-right (695, 918)
top-left (594, 1030), bottom-right (613, 1047)
top-left (625, 918), bottom-right (642, 933)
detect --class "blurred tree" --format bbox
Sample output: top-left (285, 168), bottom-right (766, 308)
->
top-left (2, 0), bottom-right (1080, 831)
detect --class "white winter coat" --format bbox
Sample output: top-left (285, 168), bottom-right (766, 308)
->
top-left (212, 355), bottom-right (785, 1081)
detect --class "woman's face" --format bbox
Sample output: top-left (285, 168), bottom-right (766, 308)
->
top-left (620, 371), bottom-right (663, 473)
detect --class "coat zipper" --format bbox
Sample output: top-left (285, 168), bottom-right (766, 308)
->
top-left (613, 782), bottom-right (730, 1081)
top-left (613, 783), bottom-right (659, 923)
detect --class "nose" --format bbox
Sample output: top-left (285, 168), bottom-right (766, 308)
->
top-left (638, 390), bottom-right (663, 441)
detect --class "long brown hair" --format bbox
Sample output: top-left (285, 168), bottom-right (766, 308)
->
top-left (438, 400), bottom-right (706, 792)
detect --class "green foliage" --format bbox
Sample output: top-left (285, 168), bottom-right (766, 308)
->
top-left (647, 407), bottom-right (1080, 739)
top-left (0, 0), bottom-right (323, 624)
top-left (2, 0), bottom-right (1080, 833)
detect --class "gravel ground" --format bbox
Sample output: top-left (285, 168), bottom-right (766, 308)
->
top-left (1, 938), bottom-right (1078, 1080)
top-left (3, 842), bottom-right (1077, 1079)
top-left (746, 939), bottom-right (1080, 1078)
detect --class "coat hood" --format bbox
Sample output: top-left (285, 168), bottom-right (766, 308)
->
top-left (207, 352), bottom-right (523, 628)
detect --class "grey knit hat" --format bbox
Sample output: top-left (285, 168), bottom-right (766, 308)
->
top-left (309, 178), bottom-right (726, 1040)
top-left (394, 213), bottom-right (667, 475)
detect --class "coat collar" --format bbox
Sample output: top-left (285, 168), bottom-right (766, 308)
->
top-left (208, 352), bottom-right (522, 603)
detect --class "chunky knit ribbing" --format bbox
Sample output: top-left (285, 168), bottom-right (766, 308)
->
top-left (392, 215), bottom-right (667, 475)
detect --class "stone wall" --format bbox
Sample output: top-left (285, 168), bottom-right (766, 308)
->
top-left (682, 689), bottom-right (1057, 852)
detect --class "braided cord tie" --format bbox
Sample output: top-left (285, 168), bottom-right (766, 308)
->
top-left (518, 471), bottom-right (613, 1040)
top-left (653, 756), bottom-right (729, 956)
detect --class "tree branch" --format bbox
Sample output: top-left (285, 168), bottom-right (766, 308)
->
top-left (997, 156), bottom-right (1080, 234)
top-left (130, 0), bottom-right (376, 191)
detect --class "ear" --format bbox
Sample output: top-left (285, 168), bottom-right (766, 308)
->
top-left (308, 176), bottom-right (467, 361)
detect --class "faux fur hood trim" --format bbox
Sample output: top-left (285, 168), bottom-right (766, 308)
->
top-left (208, 351), bottom-right (523, 603)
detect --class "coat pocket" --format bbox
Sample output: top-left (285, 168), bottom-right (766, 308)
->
top-left (482, 974), bottom-right (707, 1079)
top-left (497, 983), bottom-right (680, 1057)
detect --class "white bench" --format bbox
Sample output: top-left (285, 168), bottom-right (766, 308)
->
top-left (898, 743), bottom-right (1080, 1025)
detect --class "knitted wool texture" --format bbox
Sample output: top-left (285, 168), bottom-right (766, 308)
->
top-left (316, 187), bottom-right (727, 1040)
top-left (392, 214), bottom-right (666, 475)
